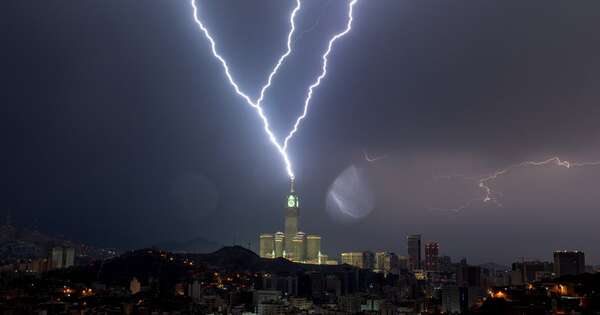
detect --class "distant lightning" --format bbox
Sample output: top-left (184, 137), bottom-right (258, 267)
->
top-left (478, 157), bottom-right (600, 205)
top-left (283, 0), bottom-right (358, 151)
top-left (190, 0), bottom-right (359, 179)
top-left (434, 156), bottom-right (600, 212)
top-left (363, 150), bottom-right (388, 162)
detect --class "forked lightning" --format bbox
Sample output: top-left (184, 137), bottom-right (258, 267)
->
top-left (190, 0), bottom-right (359, 179)
top-left (435, 156), bottom-right (600, 212)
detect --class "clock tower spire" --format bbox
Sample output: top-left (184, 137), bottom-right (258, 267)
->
top-left (284, 178), bottom-right (300, 260)
top-left (290, 177), bottom-right (295, 193)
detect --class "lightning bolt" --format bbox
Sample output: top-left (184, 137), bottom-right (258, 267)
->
top-left (283, 0), bottom-right (358, 151)
top-left (190, 0), bottom-right (301, 179)
top-left (190, 0), bottom-right (359, 179)
top-left (478, 157), bottom-right (600, 205)
top-left (433, 157), bottom-right (600, 212)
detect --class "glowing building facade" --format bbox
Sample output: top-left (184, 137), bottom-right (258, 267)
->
top-left (48, 246), bottom-right (75, 270)
top-left (259, 234), bottom-right (275, 258)
top-left (375, 251), bottom-right (400, 275)
top-left (341, 251), bottom-right (375, 269)
top-left (292, 232), bottom-right (306, 261)
top-left (274, 232), bottom-right (285, 258)
top-left (259, 180), bottom-right (333, 264)
top-left (306, 235), bottom-right (321, 261)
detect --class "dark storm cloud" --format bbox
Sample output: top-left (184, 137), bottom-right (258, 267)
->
top-left (2, 0), bottom-right (600, 264)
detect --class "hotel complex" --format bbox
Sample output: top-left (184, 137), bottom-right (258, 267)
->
top-left (258, 180), bottom-right (336, 265)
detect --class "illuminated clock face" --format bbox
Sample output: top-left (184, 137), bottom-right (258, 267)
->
top-left (287, 195), bottom-right (296, 207)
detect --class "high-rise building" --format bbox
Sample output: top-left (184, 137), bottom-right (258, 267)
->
top-left (375, 251), bottom-right (399, 275)
top-left (306, 235), bottom-right (321, 261)
top-left (364, 251), bottom-right (375, 270)
top-left (259, 179), bottom-right (330, 264)
top-left (284, 180), bottom-right (300, 260)
top-left (374, 252), bottom-right (387, 273)
top-left (553, 251), bottom-right (585, 276)
top-left (63, 247), bottom-right (75, 268)
top-left (407, 234), bottom-right (421, 270)
top-left (398, 256), bottom-right (409, 270)
top-left (341, 251), bottom-right (375, 269)
top-left (511, 260), bottom-right (553, 283)
top-left (48, 246), bottom-right (75, 269)
top-left (442, 285), bottom-right (482, 313)
top-left (425, 241), bottom-right (439, 271)
top-left (259, 234), bottom-right (275, 258)
top-left (441, 286), bottom-right (464, 314)
top-left (439, 255), bottom-right (452, 272)
top-left (341, 252), bottom-right (363, 268)
top-left (292, 232), bottom-right (306, 262)
top-left (274, 232), bottom-right (285, 258)
top-left (457, 265), bottom-right (481, 287)
top-left (49, 247), bottom-right (64, 269)
top-left (31, 258), bottom-right (49, 273)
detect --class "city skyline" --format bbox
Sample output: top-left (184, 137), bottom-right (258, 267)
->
top-left (3, 0), bottom-right (600, 265)
top-left (4, 1), bottom-right (600, 313)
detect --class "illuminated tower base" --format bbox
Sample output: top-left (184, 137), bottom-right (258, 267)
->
top-left (258, 179), bottom-right (335, 265)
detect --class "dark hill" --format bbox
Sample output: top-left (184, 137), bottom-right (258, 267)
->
top-left (188, 246), bottom-right (356, 274)
top-left (191, 246), bottom-right (262, 270)
top-left (154, 236), bottom-right (221, 254)
top-left (51, 246), bottom-right (357, 286)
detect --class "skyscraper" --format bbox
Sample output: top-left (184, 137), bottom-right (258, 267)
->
top-left (259, 234), bottom-right (275, 258)
top-left (553, 251), bottom-right (585, 276)
top-left (341, 251), bottom-right (374, 269)
top-left (48, 246), bottom-right (74, 269)
top-left (258, 179), bottom-right (329, 264)
top-left (49, 246), bottom-right (64, 269)
top-left (511, 260), bottom-right (553, 283)
top-left (398, 256), bottom-right (409, 270)
top-left (274, 232), bottom-right (285, 258)
top-left (425, 241), bottom-right (439, 271)
top-left (284, 179), bottom-right (300, 260)
top-left (407, 234), bottom-right (421, 270)
top-left (375, 251), bottom-right (399, 275)
top-left (292, 232), bottom-right (306, 262)
top-left (63, 247), bottom-right (75, 268)
top-left (306, 235), bottom-right (321, 261)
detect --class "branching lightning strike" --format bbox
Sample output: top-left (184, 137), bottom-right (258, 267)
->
top-left (190, 0), bottom-right (359, 179)
top-left (283, 0), bottom-right (358, 151)
top-left (435, 156), bottom-right (600, 212)
top-left (190, 0), bottom-right (301, 179)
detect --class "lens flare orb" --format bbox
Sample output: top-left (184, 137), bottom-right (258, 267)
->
top-left (326, 165), bottom-right (375, 223)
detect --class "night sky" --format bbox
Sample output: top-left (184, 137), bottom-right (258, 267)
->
top-left (3, 1), bottom-right (600, 265)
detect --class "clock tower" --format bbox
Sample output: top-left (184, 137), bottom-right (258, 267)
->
top-left (284, 178), bottom-right (299, 259)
